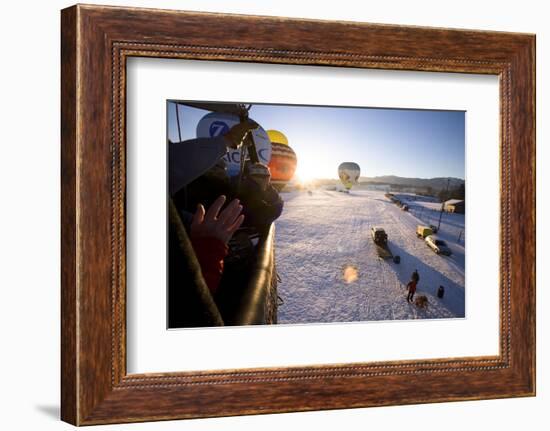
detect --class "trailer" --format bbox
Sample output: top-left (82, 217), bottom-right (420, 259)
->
top-left (375, 243), bottom-right (394, 259)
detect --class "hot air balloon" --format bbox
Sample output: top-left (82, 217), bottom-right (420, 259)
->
top-left (196, 112), bottom-right (272, 177)
top-left (266, 129), bottom-right (289, 146)
top-left (267, 130), bottom-right (297, 191)
top-left (338, 162), bottom-right (361, 190)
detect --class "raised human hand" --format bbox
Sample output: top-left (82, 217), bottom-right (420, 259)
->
top-left (223, 120), bottom-right (259, 149)
top-left (190, 195), bottom-right (244, 244)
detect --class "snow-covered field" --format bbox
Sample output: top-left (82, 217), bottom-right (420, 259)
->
top-left (275, 189), bottom-right (465, 324)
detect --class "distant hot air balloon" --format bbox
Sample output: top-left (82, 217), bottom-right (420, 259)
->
top-left (267, 130), bottom-right (297, 191)
top-left (338, 162), bottom-right (361, 190)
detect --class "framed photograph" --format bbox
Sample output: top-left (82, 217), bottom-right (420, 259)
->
top-left (61, 4), bottom-right (535, 425)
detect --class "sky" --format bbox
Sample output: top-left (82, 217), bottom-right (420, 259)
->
top-left (167, 101), bottom-right (465, 181)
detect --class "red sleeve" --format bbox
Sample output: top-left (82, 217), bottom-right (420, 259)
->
top-left (190, 236), bottom-right (229, 295)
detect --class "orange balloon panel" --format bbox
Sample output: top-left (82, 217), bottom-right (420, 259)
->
top-left (268, 142), bottom-right (297, 183)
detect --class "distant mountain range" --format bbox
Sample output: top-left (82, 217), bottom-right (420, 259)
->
top-left (358, 175), bottom-right (464, 191)
top-left (303, 175), bottom-right (465, 192)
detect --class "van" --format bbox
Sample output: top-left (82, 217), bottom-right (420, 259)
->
top-left (416, 225), bottom-right (433, 239)
top-left (425, 235), bottom-right (452, 256)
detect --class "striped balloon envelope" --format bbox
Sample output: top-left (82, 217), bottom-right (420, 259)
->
top-left (267, 130), bottom-right (297, 191)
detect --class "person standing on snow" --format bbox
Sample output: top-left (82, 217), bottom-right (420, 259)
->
top-left (407, 278), bottom-right (417, 303)
top-left (407, 269), bottom-right (419, 303)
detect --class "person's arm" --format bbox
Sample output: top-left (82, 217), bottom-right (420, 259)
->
top-left (169, 120), bottom-right (259, 196)
top-left (264, 185), bottom-right (284, 220)
top-left (190, 196), bottom-right (244, 294)
top-left (238, 181), bottom-right (284, 229)
top-left (190, 236), bottom-right (228, 295)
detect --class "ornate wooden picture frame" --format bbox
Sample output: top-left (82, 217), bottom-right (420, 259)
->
top-left (61, 4), bottom-right (535, 425)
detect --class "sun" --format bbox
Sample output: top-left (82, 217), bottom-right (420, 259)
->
top-left (294, 163), bottom-right (323, 183)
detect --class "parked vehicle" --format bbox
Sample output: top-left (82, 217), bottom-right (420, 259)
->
top-left (402, 204), bottom-right (409, 211)
top-left (425, 235), bottom-right (452, 256)
top-left (416, 225), bottom-right (433, 238)
top-left (370, 227), bottom-right (398, 261)
top-left (371, 226), bottom-right (388, 244)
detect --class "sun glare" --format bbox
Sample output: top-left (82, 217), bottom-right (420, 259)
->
top-left (342, 265), bottom-right (359, 284)
top-left (294, 165), bottom-right (318, 183)
top-left (294, 161), bottom-right (335, 183)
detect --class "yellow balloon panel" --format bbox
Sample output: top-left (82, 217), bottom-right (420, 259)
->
top-left (267, 129), bottom-right (289, 146)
